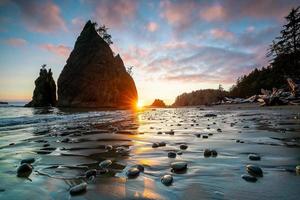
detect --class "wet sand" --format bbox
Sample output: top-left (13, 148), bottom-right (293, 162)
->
top-left (0, 104), bottom-right (300, 199)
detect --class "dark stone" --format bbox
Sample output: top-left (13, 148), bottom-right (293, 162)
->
top-left (202, 135), bottom-right (208, 139)
top-left (21, 158), bottom-right (35, 164)
top-left (241, 174), bottom-right (257, 182)
top-left (204, 114), bottom-right (217, 117)
top-left (70, 183), bottom-right (87, 195)
top-left (127, 167), bottom-right (140, 178)
top-left (25, 66), bottom-right (56, 107)
top-left (17, 163), bottom-right (33, 177)
top-left (180, 144), bottom-right (188, 150)
top-left (171, 162), bottom-right (187, 172)
top-left (85, 169), bottom-right (97, 178)
top-left (152, 143), bottom-right (159, 148)
top-left (168, 151), bottom-right (177, 158)
top-left (57, 20), bottom-right (137, 108)
top-left (248, 154), bottom-right (261, 161)
top-left (161, 174), bottom-right (173, 186)
top-left (246, 165), bottom-right (263, 177)
top-left (158, 142), bottom-right (166, 147)
top-left (204, 149), bottom-right (211, 157)
top-left (211, 150), bottom-right (218, 157)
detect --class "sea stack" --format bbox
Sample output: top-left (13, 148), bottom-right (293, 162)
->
top-left (57, 20), bottom-right (138, 108)
top-left (25, 66), bottom-right (56, 107)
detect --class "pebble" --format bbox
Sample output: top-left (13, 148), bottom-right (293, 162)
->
top-left (21, 158), bottom-right (35, 164)
top-left (179, 144), bottom-right (188, 150)
top-left (202, 135), bottom-right (208, 139)
top-left (204, 149), bottom-right (212, 157)
top-left (177, 151), bottom-right (183, 155)
top-left (241, 174), bottom-right (257, 182)
top-left (158, 142), bottom-right (166, 147)
top-left (171, 161), bottom-right (187, 172)
top-left (152, 143), bottom-right (159, 148)
top-left (61, 138), bottom-right (70, 143)
top-left (116, 147), bottom-right (130, 155)
top-left (211, 150), bottom-right (218, 157)
top-left (85, 169), bottom-right (97, 178)
top-left (168, 151), bottom-right (177, 158)
top-left (43, 143), bottom-right (50, 147)
top-left (105, 145), bottom-right (113, 150)
top-left (157, 131), bottom-right (163, 135)
top-left (208, 133), bottom-right (213, 136)
top-left (217, 128), bottom-right (222, 132)
top-left (248, 154), bottom-right (261, 161)
top-left (195, 133), bottom-right (201, 138)
top-left (161, 174), bottom-right (173, 186)
top-left (165, 130), bottom-right (174, 135)
top-left (246, 165), bottom-right (263, 177)
top-left (126, 167), bottom-right (140, 178)
top-left (204, 114), bottom-right (217, 117)
top-left (99, 160), bottom-right (112, 169)
top-left (17, 163), bottom-right (33, 177)
top-left (70, 182), bottom-right (87, 195)
top-left (296, 165), bottom-right (300, 175)
top-left (134, 165), bottom-right (144, 172)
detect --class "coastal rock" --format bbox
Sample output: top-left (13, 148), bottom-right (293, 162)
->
top-left (70, 182), bottom-right (87, 195)
top-left (161, 174), bottom-right (173, 186)
top-left (57, 20), bottom-right (137, 108)
top-left (171, 161), bottom-right (187, 172)
top-left (25, 66), bottom-right (56, 107)
top-left (126, 167), bottom-right (140, 178)
top-left (246, 165), bottom-right (263, 177)
top-left (17, 163), bottom-right (33, 177)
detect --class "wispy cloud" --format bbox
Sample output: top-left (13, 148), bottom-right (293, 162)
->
top-left (40, 44), bottom-right (71, 57)
top-left (12, 0), bottom-right (66, 33)
top-left (92, 0), bottom-right (138, 28)
top-left (4, 38), bottom-right (27, 47)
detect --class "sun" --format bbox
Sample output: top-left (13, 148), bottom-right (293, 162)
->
top-left (136, 100), bottom-right (144, 109)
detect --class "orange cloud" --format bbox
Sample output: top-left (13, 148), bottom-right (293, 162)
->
top-left (40, 44), bottom-right (71, 57)
top-left (210, 28), bottom-right (234, 40)
top-left (160, 0), bottom-right (195, 28)
top-left (147, 22), bottom-right (159, 32)
top-left (200, 4), bottom-right (226, 22)
top-left (5, 38), bottom-right (27, 46)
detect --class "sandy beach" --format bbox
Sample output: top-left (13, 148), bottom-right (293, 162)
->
top-left (0, 104), bottom-right (299, 199)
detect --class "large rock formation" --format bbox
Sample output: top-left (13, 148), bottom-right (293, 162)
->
top-left (57, 20), bottom-right (138, 108)
top-left (25, 67), bottom-right (57, 107)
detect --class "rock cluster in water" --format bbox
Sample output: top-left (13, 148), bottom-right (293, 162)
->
top-left (57, 20), bottom-right (138, 108)
top-left (25, 67), bottom-right (56, 107)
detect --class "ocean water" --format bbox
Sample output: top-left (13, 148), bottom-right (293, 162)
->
top-left (0, 104), bottom-right (300, 200)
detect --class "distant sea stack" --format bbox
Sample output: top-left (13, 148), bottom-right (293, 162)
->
top-left (151, 99), bottom-right (166, 108)
top-left (25, 66), bottom-right (57, 107)
top-left (57, 20), bottom-right (138, 108)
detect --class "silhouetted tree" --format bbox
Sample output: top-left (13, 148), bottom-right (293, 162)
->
top-left (126, 66), bottom-right (133, 76)
top-left (96, 24), bottom-right (113, 45)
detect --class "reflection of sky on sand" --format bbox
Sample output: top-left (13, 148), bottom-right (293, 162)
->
top-left (0, 106), bottom-right (300, 199)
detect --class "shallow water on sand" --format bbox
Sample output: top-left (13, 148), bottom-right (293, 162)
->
top-left (0, 105), bottom-right (300, 200)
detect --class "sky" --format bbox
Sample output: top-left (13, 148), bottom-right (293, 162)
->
top-left (0, 0), bottom-right (299, 105)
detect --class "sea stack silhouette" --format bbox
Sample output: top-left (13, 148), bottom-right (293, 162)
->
top-left (25, 66), bottom-right (57, 107)
top-left (57, 20), bottom-right (138, 108)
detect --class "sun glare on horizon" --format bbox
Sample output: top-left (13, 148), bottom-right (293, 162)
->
top-left (137, 99), bottom-right (144, 109)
